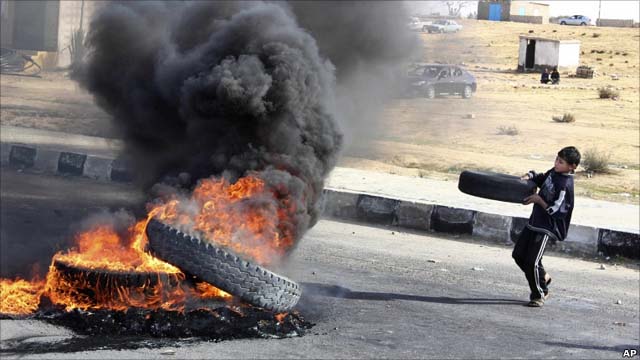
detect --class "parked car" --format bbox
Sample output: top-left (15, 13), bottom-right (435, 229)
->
top-left (407, 17), bottom-right (432, 31)
top-left (406, 64), bottom-right (477, 99)
top-left (424, 20), bottom-right (462, 33)
top-left (558, 15), bottom-right (591, 26)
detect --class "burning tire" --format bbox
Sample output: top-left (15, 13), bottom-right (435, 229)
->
top-left (51, 259), bottom-right (183, 289)
top-left (145, 219), bottom-right (301, 312)
top-left (458, 170), bottom-right (537, 204)
top-left (48, 258), bottom-right (185, 310)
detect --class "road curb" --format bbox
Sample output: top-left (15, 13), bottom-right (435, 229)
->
top-left (2, 142), bottom-right (638, 260)
top-left (322, 189), bottom-right (639, 260)
top-left (2, 142), bottom-right (133, 183)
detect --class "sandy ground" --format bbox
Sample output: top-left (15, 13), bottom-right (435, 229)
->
top-left (1, 19), bottom-right (638, 203)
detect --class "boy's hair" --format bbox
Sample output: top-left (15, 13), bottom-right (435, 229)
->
top-left (558, 146), bottom-right (581, 166)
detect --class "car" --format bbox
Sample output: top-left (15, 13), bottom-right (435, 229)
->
top-left (558, 15), bottom-right (591, 26)
top-left (407, 17), bottom-right (432, 31)
top-left (406, 64), bottom-right (477, 99)
top-left (424, 20), bottom-right (462, 33)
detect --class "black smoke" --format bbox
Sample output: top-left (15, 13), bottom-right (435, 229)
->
top-left (72, 1), bottom-right (416, 254)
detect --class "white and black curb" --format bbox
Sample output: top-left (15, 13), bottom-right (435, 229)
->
top-left (2, 143), bottom-right (638, 260)
top-left (2, 143), bottom-right (133, 183)
top-left (321, 189), bottom-right (639, 260)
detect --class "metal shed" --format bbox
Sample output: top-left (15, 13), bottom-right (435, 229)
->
top-left (517, 36), bottom-right (580, 72)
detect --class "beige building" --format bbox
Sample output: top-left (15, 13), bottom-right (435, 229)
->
top-left (1, 0), bottom-right (105, 68)
top-left (478, 1), bottom-right (550, 24)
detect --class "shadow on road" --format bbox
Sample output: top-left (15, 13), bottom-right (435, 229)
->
top-left (543, 341), bottom-right (636, 354)
top-left (302, 282), bottom-right (526, 305)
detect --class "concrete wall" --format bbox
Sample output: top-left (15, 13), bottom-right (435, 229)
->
top-left (0, 0), bottom-right (15, 47)
top-left (596, 19), bottom-right (635, 28)
top-left (510, 15), bottom-right (545, 24)
top-left (56, 0), bottom-right (106, 67)
top-left (558, 42), bottom-right (580, 68)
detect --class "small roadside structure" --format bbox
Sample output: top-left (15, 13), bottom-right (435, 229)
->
top-left (517, 35), bottom-right (580, 72)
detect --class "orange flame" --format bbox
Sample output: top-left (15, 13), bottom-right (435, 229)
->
top-left (153, 175), bottom-right (296, 265)
top-left (0, 174), bottom-right (293, 315)
top-left (0, 278), bottom-right (45, 315)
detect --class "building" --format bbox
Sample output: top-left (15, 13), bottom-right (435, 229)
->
top-left (0, 0), bottom-right (106, 69)
top-left (478, 1), bottom-right (550, 24)
top-left (517, 36), bottom-right (580, 72)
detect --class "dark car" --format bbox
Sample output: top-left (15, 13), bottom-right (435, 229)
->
top-left (406, 64), bottom-right (477, 99)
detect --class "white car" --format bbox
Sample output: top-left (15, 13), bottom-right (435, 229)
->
top-left (424, 20), bottom-right (463, 34)
top-left (558, 15), bottom-right (591, 26)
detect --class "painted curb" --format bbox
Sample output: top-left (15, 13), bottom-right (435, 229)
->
top-left (1, 142), bottom-right (638, 259)
top-left (4, 143), bottom-right (132, 183)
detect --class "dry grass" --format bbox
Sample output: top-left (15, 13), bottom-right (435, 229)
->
top-left (497, 125), bottom-right (519, 135)
top-left (598, 87), bottom-right (620, 99)
top-left (582, 148), bottom-right (613, 174)
top-left (552, 113), bottom-right (576, 123)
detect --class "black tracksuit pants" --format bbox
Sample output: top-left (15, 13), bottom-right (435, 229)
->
top-left (512, 227), bottom-right (550, 300)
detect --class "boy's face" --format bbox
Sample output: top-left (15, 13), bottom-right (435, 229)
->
top-left (554, 156), bottom-right (576, 174)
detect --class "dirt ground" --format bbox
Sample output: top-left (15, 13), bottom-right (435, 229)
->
top-left (1, 19), bottom-right (638, 203)
top-left (343, 19), bottom-right (640, 203)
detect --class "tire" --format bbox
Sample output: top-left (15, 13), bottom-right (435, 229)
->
top-left (560, 21), bottom-right (566, 25)
top-left (52, 258), bottom-right (183, 289)
top-left (145, 219), bottom-right (301, 312)
top-left (440, 29), bottom-right (445, 34)
top-left (462, 85), bottom-right (473, 99)
top-left (458, 170), bottom-right (537, 203)
top-left (49, 258), bottom-right (184, 308)
top-left (425, 86), bottom-right (436, 99)
top-left (580, 22), bottom-right (586, 26)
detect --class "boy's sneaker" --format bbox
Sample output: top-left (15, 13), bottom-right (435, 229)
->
top-left (527, 298), bottom-right (545, 307)
top-left (530, 291), bottom-right (550, 301)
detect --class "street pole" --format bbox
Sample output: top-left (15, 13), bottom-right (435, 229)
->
top-left (597, 0), bottom-right (601, 26)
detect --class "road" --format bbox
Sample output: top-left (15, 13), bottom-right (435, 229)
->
top-left (1, 168), bottom-right (638, 359)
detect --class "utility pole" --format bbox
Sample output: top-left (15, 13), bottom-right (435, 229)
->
top-left (597, 0), bottom-right (601, 26)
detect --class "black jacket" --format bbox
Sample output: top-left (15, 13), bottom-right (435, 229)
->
top-left (526, 168), bottom-right (575, 241)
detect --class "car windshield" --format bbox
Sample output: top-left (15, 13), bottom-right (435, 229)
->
top-left (435, 20), bottom-right (447, 25)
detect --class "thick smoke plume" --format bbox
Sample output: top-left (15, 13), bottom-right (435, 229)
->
top-left (73, 1), bottom-right (416, 256)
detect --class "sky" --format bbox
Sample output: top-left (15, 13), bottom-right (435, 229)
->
top-left (405, 1), bottom-right (640, 21)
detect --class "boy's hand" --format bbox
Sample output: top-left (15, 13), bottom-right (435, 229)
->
top-left (523, 194), bottom-right (547, 208)
top-left (520, 174), bottom-right (530, 180)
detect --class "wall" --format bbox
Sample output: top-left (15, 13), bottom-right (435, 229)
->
top-left (509, 1), bottom-right (549, 23)
top-left (597, 19), bottom-right (635, 28)
top-left (558, 42), bottom-right (581, 68)
top-left (510, 15), bottom-right (544, 24)
top-left (534, 40), bottom-right (559, 68)
top-left (0, 0), bottom-right (14, 47)
top-left (56, 0), bottom-right (106, 67)
top-left (476, 1), bottom-right (511, 21)
top-left (518, 38), bottom-right (560, 71)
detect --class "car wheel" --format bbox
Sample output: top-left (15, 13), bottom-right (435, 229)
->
top-left (462, 85), bottom-right (472, 99)
top-left (580, 22), bottom-right (586, 26)
top-left (560, 21), bottom-right (566, 25)
top-left (458, 171), bottom-right (537, 204)
top-left (425, 86), bottom-right (435, 99)
top-left (440, 29), bottom-right (445, 34)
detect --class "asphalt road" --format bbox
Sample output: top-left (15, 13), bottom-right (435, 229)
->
top-left (1, 167), bottom-right (638, 359)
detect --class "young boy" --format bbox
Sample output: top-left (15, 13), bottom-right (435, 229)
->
top-left (513, 146), bottom-right (581, 307)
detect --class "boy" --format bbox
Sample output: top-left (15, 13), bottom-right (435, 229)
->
top-left (513, 146), bottom-right (581, 307)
